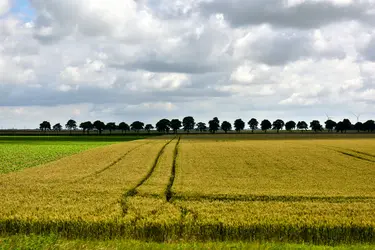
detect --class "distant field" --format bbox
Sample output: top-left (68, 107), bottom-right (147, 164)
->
top-left (0, 134), bottom-right (375, 246)
top-left (0, 136), bottom-right (145, 174)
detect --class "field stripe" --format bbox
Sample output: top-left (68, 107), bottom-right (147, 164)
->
top-left (74, 142), bottom-right (151, 183)
top-left (337, 151), bottom-right (375, 163)
top-left (165, 136), bottom-right (181, 202)
top-left (322, 145), bottom-right (375, 163)
top-left (170, 194), bottom-right (375, 203)
top-left (120, 137), bottom-right (176, 214)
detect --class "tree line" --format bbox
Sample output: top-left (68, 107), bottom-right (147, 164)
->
top-left (39, 117), bottom-right (375, 134)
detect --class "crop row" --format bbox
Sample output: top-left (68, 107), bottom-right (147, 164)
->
top-left (1, 137), bottom-right (375, 244)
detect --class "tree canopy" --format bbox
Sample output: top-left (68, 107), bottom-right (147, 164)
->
top-left (131, 121), bottom-right (144, 132)
top-left (35, 117), bottom-right (375, 135)
top-left (354, 122), bottom-right (363, 132)
top-left (261, 119), bottom-right (272, 133)
top-left (145, 124), bottom-right (154, 133)
top-left (310, 120), bottom-right (322, 132)
top-left (39, 121), bottom-right (51, 131)
top-left (170, 119), bottom-right (182, 134)
top-left (156, 119), bottom-right (171, 133)
top-left (105, 122), bottom-right (117, 134)
top-left (196, 122), bottom-right (207, 132)
top-left (248, 118), bottom-right (258, 133)
top-left (93, 120), bottom-right (106, 134)
top-left (285, 121), bottom-right (296, 131)
top-left (221, 121), bottom-right (232, 133)
top-left (272, 119), bottom-right (284, 133)
top-left (80, 121), bottom-right (94, 134)
top-left (182, 116), bottom-right (195, 133)
top-left (297, 121), bottom-right (308, 131)
top-left (118, 122), bottom-right (130, 134)
top-left (234, 119), bottom-right (245, 132)
top-left (325, 120), bottom-right (336, 132)
top-left (65, 119), bottom-right (77, 132)
top-left (208, 117), bottom-right (220, 134)
top-left (53, 123), bottom-right (62, 131)
top-left (363, 120), bottom-right (375, 132)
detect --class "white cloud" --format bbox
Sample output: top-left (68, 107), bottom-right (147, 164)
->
top-left (1, 0), bottom-right (375, 128)
top-left (0, 0), bottom-right (10, 16)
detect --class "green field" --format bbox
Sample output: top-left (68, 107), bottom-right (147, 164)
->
top-left (0, 136), bottom-right (145, 174)
top-left (1, 134), bottom-right (375, 248)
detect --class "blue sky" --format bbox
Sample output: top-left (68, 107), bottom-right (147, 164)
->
top-left (10, 0), bottom-right (34, 20)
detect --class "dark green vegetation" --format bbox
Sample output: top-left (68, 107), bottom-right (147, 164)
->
top-left (0, 135), bottom-right (150, 142)
top-left (5, 116), bottom-right (374, 135)
top-left (1, 235), bottom-right (375, 250)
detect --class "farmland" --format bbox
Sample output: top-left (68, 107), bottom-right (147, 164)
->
top-left (0, 134), bottom-right (375, 248)
top-left (0, 136), bottom-right (144, 174)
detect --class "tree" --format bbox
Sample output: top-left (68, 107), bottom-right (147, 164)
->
top-left (39, 121), bottom-right (51, 132)
top-left (354, 122), bottom-right (363, 132)
top-left (145, 124), bottom-right (154, 133)
top-left (260, 119), bottom-right (272, 133)
top-left (131, 121), bottom-right (144, 133)
top-left (118, 122), bottom-right (130, 134)
top-left (196, 122), bottom-right (207, 132)
top-left (213, 117), bottom-right (220, 124)
top-left (342, 119), bottom-right (352, 133)
top-left (234, 119), bottom-right (245, 133)
top-left (182, 116), bottom-right (195, 133)
top-left (363, 120), bottom-right (375, 132)
top-left (248, 118), bottom-right (258, 133)
top-left (335, 121), bottom-right (344, 133)
top-left (156, 119), bottom-right (171, 133)
top-left (325, 119), bottom-right (336, 132)
top-left (170, 119), bottom-right (182, 134)
top-left (297, 121), bottom-right (308, 132)
top-left (221, 121), bottom-right (232, 133)
top-left (65, 119), bottom-right (77, 135)
top-left (310, 120), bottom-right (322, 132)
top-left (53, 123), bottom-right (62, 132)
top-left (80, 121), bottom-right (93, 134)
top-left (285, 121), bottom-right (296, 132)
top-left (93, 120), bottom-right (106, 135)
top-left (272, 119), bottom-right (285, 133)
top-left (208, 117), bottom-right (220, 134)
top-left (106, 122), bottom-right (117, 134)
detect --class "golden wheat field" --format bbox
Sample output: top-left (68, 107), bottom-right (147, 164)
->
top-left (1, 135), bottom-right (375, 244)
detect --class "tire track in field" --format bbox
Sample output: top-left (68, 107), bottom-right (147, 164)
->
top-left (171, 194), bottom-right (375, 203)
top-left (72, 142), bottom-right (151, 183)
top-left (322, 146), bottom-right (375, 163)
top-left (120, 137), bottom-right (176, 215)
top-left (337, 151), bottom-right (375, 163)
top-left (346, 149), bottom-right (375, 159)
top-left (165, 136), bottom-right (181, 202)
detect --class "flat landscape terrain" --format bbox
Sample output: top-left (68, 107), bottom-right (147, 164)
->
top-left (1, 134), bottom-right (375, 248)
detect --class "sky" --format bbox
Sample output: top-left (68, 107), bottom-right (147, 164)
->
top-left (0, 0), bottom-right (375, 129)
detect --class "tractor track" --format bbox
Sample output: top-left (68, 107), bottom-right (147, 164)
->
top-left (120, 137), bottom-right (176, 215)
top-left (165, 136), bottom-right (181, 202)
top-left (71, 142), bottom-right (151, 183)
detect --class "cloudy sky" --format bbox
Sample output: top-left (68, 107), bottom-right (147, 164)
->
top-left (1, 0), bottom-right (375, 129)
